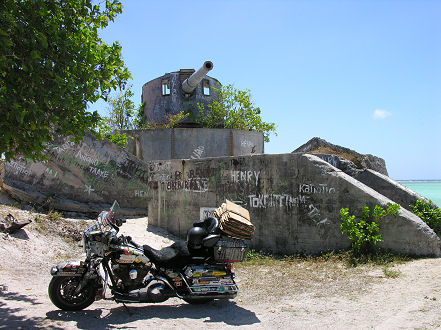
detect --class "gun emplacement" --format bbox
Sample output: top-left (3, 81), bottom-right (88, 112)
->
top-left (181, 61), bottom-right (213, 94)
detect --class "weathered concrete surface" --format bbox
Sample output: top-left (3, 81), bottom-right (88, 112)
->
top-left (353, 169), bottom-right (437, 209)
top-left (146, 153), bottom-right (440, 256)
top-left (123, 128), bottom-right (264, 162)
top-left (2, 136), bottom-right (439, 256)
top-left (313, 154), bottom-right (433, 211)
top-left (294, 137), bottom-right (388, 175)
top-left (1, 133), bottom-right (149, 215)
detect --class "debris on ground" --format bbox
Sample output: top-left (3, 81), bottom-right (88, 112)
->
top-left (0, 213), bottom-right (31, 234)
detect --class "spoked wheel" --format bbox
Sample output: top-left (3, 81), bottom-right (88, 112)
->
top-left (48, 276), bottom-right (96, 311)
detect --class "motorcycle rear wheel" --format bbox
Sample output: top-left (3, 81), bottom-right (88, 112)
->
top-left (48, 276), bottom-right (96, 311)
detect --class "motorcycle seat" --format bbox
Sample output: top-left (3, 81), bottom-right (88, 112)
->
top-left (143, 245), bottom-right (180, 263)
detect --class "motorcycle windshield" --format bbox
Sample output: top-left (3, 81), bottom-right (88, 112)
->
top-left (109, 200), bottom-right (121, 222)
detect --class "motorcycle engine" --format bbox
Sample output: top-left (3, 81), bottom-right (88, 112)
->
top-left (112, 263), bottom-right (150, 291)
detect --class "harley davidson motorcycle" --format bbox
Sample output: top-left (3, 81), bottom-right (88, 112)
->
top-left (48, 201), bottom-right (248, 310)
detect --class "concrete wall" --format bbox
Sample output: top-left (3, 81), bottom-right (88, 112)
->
top-left (123, 128), bottom-right (264, 162)
top-left (1, 133), bottom-right (150, 215)
top-left (146, 153), bottom-right (440, 256)
top-left (313, 154), bottom-right (433, 210)
top-left (2, 135), bottom-right (439, 256)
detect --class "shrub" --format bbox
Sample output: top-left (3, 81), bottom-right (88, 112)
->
top-left (340, 203), bottom-right (400, 256)
top-left (411, 199), bottom-right (441, 237)
top-left (196, 84), bottom-right (277, 142)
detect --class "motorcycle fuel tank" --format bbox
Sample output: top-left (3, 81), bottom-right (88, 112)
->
top-left (116, 246), bottom-right (149, 264)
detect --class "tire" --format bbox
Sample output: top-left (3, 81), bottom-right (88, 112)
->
top-left (183, 297), bottom-right (214, 305)
top-left (48, 276), bottom-right (96, 311)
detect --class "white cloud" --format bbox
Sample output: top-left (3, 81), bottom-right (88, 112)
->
top-left (373, 109), bottom-right (392, 119)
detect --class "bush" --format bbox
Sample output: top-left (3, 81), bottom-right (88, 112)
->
top-left (196, 84), bottom-right (277, 142)
top-left (340, 203), bottom-right (400, 257)
top-left (411, 199), bottom-right (441, 237)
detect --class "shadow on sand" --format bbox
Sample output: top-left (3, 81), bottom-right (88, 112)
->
top-left (46, 299), bottom-right (260, 329)
top-left (0, 287), bottom-right (59, 329)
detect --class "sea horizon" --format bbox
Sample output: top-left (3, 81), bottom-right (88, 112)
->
top-left (397, 179), bottom-right (441, 182)
top-left (398, 180), bottom-right (441, 206)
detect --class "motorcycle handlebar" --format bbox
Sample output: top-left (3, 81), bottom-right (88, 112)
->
top-left (127, 236), bottom-right (142, 249)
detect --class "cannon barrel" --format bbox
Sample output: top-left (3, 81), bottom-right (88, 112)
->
top-left (181, 61), bottom-right (213, 94)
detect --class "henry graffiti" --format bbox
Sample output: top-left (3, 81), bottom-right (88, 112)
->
top-left (230, 170), bottom-right (260, 186)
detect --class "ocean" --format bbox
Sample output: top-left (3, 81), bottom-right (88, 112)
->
top-left (398, 181), bottom-right (441, 207)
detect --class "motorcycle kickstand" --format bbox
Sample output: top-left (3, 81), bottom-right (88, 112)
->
top-left (122, 302), bottom-right (134, 316)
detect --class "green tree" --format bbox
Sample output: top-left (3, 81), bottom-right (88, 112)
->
top-left (93, 84), bottom-right (139, 149)
top-left (0, 0), bottom-right (131, 160)
top-left (196, 84), bottom-right (277, 142)
top-left (93, 118), bottom-right (129, 149)
top-left (104, 84), bottom-right (136, 131)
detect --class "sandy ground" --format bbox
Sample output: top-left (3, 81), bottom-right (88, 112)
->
top-left (0, 204), bottom-right (441, 329)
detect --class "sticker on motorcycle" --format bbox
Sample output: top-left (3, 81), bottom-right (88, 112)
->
top-left (213, 271), bottom-right (227, 276)
top-left (117, 255), bottom-right (136, 263)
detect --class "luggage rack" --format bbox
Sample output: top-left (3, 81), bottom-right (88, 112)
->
top-left (214, 237), bottom-right (249, 263)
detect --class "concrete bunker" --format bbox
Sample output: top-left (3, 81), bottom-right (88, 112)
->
top-left (1, 62), bottom-right (439, 256)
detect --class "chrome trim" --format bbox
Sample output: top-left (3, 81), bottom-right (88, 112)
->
top-left (157, 276), bottom-right (183, 299)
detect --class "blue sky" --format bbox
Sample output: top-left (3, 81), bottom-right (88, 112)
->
top-left (94, 0), bottom-right (441, 180)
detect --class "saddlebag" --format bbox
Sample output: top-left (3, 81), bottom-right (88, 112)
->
top-left (184, 264), bottom-right (238, 298)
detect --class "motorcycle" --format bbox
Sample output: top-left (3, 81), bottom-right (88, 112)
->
top-left (48, 201), bottom-right (248, 310)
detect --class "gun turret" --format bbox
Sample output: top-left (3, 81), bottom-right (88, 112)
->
top-left (181, 61), bottom-right (213, 94)
top-left (141, 61), bottom-right (219, 124)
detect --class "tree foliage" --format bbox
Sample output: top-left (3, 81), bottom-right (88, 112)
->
top-left (196, 84), bottom-right (277, 142)
top-left (92, 118), bottom-right (129, 149)
top-left (93, 84), bottom-right (139, 149)
top-left (0, 0), bottom-right (130, 160)
top-left (137, 111), bottom-right (189, 129)
top-left (104, 84), bottom-right (136, 131)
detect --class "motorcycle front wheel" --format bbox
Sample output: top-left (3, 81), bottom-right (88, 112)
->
top-left (48, 276), bottom-right (96, 311)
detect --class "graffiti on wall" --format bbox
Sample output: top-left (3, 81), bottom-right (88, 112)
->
top-left (247, 194), bottom-right (306, 208)
top-left (230, 170), bottom-right (260, 186)
top-left (200, 207), bottom-right (217, 220)
top-left (145, 156), bottom-right (338, 229)
top-left (7, 160), bottom-right (32, 177)
top-left (147, 162), bottom-right (221, 193)
top-left (4, 135), bottom-right (151, 208)
top-left (191, 146), bottom-right (205, 159)
top-left (298, 183), bottom-right (336, 194)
